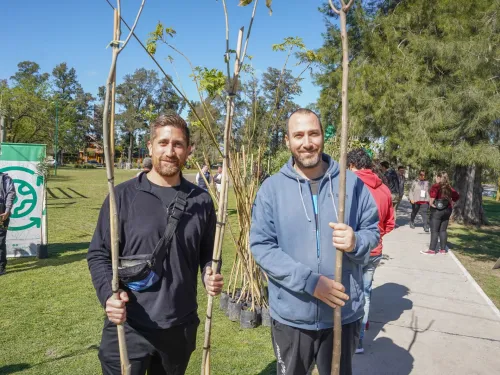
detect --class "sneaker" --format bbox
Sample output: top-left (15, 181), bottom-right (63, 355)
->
top-left (424, 226), bottom-right (429, 233)
top-left (355, 340), bottom-right (364, 354)
top-left (410, 222), bottom-right (415, 229)
top-left (439, 249), bottom-right (447, 254)
top-left (420, 249), bottom-right (437, 255)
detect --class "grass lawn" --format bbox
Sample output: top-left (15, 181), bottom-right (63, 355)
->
top-left (448, 197), bottom-right (500, 308)
top-left (0, 168), bottom-right (275, 375)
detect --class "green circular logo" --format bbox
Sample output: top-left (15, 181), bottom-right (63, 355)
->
top-left (0, 166), bottom-right (42, 231)
top-left (12, 178), bottom-right (37, 219)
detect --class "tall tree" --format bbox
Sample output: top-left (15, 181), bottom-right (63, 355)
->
top-left (261, 67), bottom-right (302, 153)
top-left (10, 61), bottom-right (50, 88)
top-left (116, 68), bottom-right (159, 165)
top-left (51, 62), bottom-right (93, 162)
top-left (3, 61), bottom-right (51, 144)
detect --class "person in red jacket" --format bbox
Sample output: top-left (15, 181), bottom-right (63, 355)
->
top-left (347, 149), bottom-right (395, 354)
top-left (420, 171), bottom-right (460, 255)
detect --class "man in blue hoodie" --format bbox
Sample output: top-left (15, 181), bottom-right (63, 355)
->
top-left (250, 108), bottom-right (379, 375)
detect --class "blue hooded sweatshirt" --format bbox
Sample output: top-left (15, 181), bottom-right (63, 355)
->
top-left (250, 154), bottom-right (380, 330)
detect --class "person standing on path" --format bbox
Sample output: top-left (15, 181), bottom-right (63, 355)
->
top-left (87, 113), bottom-right (223, 375)
top-left (0, 172), bottom-right (16, 276)
top-left (380, 161), bottom-right (401, 221)
top-left (409, 170), bottom-right (431, 232)
top-left (250, 108), bottom-right (380, 375)
top-left (396, 166), bottom-right (406, 210)
top-left (213, 165), bottom-right (223, 196)
top-left (421, 171), bottom-right (460, 255)
top-left (347, 149), bottom-right (395, 354)
top-left (195, 165), bottom-right (211, 192)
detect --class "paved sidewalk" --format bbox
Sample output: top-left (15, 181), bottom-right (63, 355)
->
top-left (353, 199), bottom-right (500, 375)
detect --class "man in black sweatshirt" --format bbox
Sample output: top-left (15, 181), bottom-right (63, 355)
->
top-left (87, 113), bottom-right (223, 375)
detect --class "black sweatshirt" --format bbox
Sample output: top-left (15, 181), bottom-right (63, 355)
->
top-left (87, 173), bottom-right (216, 330)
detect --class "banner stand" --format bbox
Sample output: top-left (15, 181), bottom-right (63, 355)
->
top-left (0, 143), bottom-right (47, 258)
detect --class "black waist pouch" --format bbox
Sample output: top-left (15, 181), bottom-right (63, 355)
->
top-left (435, 198), bottom-right (450, 210)
top-left (117, 192), bottom-right (187, 291)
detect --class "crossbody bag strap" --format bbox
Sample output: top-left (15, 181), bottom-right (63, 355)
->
top-left (150, 190), bottom-right (189, 268)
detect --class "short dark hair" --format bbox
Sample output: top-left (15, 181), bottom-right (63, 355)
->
top-left (381, 161), bottom-right (390, 169)
top-left (347, 148), bottom-right (373, 170)
top-left (419, 169), bottom-right (426, 175)
top-left (150, 113), bottom-right (190, 145)
top-left (398, 165), bottom-right (405, 170)
top-left (286, 108), bottom-right (323, 135)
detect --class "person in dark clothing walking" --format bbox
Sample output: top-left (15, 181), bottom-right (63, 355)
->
top-left (380, 161), bottom-right (401, 220)
top-left (0, 172), bottom-right (16, 276)
top-left (87, 113), bottom-right (224, 375)
top-left (421, 171), bottom-right (459, 255)
top-left (250, 109), bottom-right (380, 375)
top-left (195, 165), bottom-right (211, 191)
top-left (408, 170), bottom-right (430, 231)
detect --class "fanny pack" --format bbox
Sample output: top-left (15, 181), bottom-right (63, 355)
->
top-left (118, 191), bottom-right (188, 291)
top-left (434, 198), bottom-right (449, 210)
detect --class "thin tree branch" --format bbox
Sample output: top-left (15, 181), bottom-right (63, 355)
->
top-left (161, 41), bottom-right (217, 128)
top-left (344, 0), bottom-right (355, 11)
top-left (222, 0), bottom-right (232, 82)
top-left (329, 0), bottom-right (341, 15)
top-left (119, 0), bottom-right (146, 52)
top-left (239, 0), bottom-right (259, 68)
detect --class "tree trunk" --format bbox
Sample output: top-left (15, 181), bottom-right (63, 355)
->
top-left (128, 132), bottom-right (133, 167)
top-left (452, 165), bottom-right (487, 226)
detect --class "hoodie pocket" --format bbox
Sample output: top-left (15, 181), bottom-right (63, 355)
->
top-left (344, 268), bottom-right (364, 322)
top-left (275, 286), bottom-right (316, 324)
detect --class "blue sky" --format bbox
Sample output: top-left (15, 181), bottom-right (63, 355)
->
top-left (1, 0), bottom-right (332, 108)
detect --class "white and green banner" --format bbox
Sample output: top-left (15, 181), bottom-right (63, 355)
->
top-left (0, 143), bottom-right (46, 257)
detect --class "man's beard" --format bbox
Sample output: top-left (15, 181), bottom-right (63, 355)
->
top-left (292, 148), bottom-right (323, 169)
top-left (152, 155), bottom-right (183, 177)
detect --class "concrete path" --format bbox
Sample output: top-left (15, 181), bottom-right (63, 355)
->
top-left (353, 199), bottom-right (500, 375)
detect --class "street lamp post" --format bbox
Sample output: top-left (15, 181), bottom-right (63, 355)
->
top-left (54, 102), bottom-right (59, 176)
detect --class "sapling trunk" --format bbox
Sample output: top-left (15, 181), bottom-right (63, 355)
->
top-left (328, 1), bottom-right (354, 374)
top-left (101, 2), bottom-right (146, 374)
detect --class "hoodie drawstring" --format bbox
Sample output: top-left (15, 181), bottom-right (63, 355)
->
top-left (328, 175), bottom-right (339, 222)
top-left (296, 177), bottom-right (312, 222)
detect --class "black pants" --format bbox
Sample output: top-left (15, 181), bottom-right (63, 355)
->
top-left (0, 221), bottom-right (9, 271)
top-left (99, 319), bottom-right (199, 375)
top-left (411, 203), bottom-right (429, 227)
top-left (271, 319), bottom-right (361, 375)
top-left (429, 207), bottom-right (452, 251)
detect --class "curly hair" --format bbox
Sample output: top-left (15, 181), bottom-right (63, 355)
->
top-left (347, 148), bottom-right (373, 170)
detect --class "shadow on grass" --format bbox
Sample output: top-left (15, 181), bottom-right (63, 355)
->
top-left (0, 345), bottom-right (99, 374)
top-left (0, 363), bottom-right (30, 374)
top-left (448, 199), bottom-right (500, 263)
top-left (7, 242), bottom-right (89, 274)
top-left (46, 174), bottom-right (75, 182)
top-left (258, 360), bottom-right (277, 375)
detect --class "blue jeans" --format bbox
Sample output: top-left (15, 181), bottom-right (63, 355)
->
top-left (360, 255), bottom-right (382, 340)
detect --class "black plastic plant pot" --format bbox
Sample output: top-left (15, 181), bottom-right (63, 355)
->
top-left (261, 306), bottom-right (271, 327)
top-left (219, 292), bottom-right (229, 313)
top-left (255, 306), bottom-right (262, 326)
top-left (227, 300), bottom-right (242, 322)
top-left (240, 306), bottom-right (258, 329)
